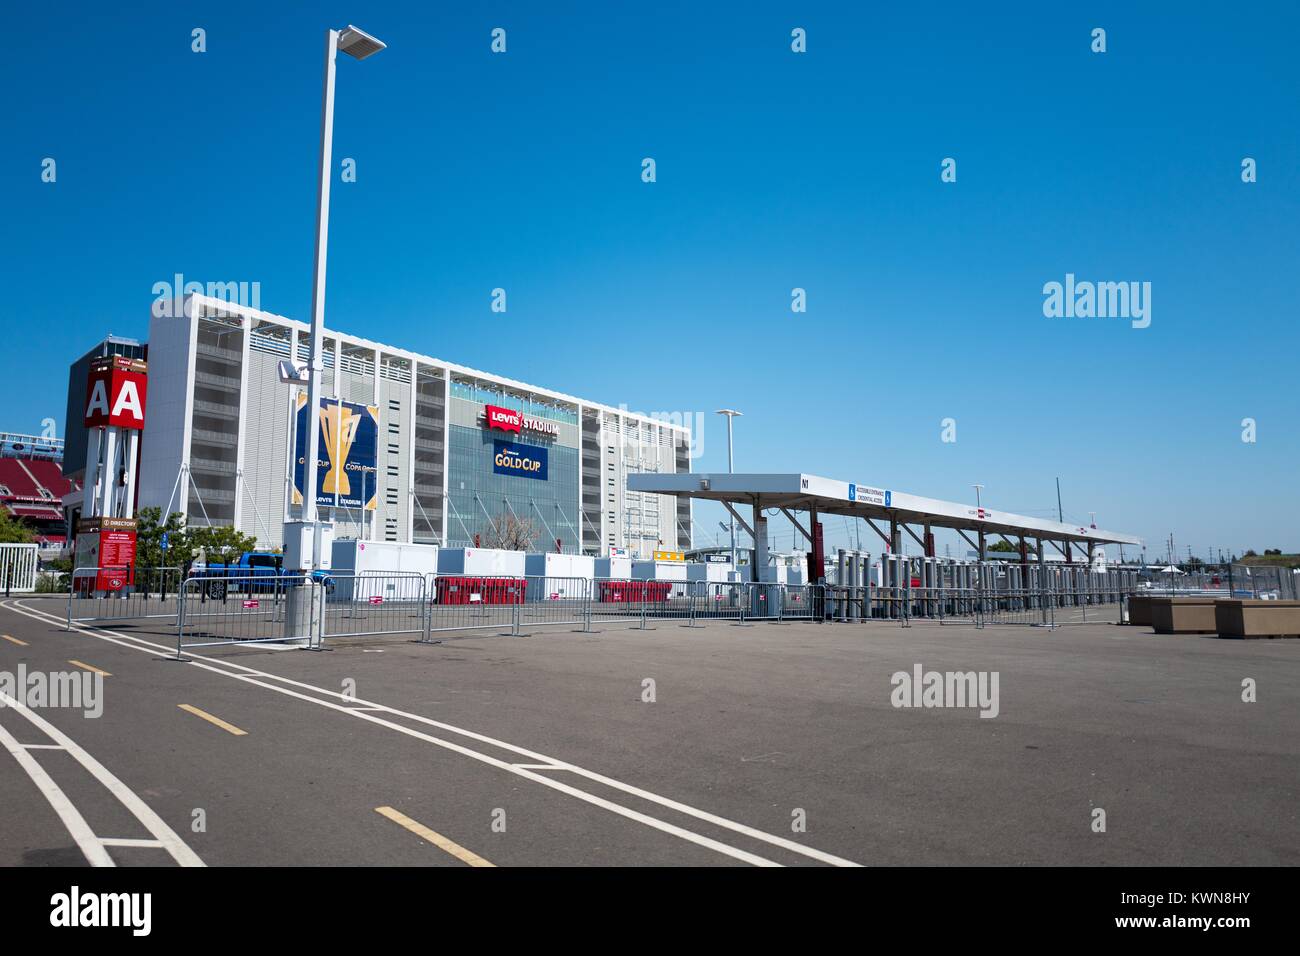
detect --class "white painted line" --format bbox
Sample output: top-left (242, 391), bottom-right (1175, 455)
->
top-left (512, 763), bottom-right (566, 770)
top-left (0, 700), bottom-right (114, 867)
top-left (7, 599), bottom-right (861, 867)
top-left (99, 838), bottom-right (166, 848)
top-left (20, 743), bottom-right (64, 750)
top-left (0, 675), bottom-right (205, 868)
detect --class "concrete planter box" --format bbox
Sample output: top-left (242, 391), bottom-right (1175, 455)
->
top-left (1149, 597), bottom-right (1218, 634)
top-left (1214, 599), bottom-right (1300, 638)
top-left (1126, 594), bottom-right (1154, 626)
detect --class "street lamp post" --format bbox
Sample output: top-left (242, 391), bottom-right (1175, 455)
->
top-left (716, 410), bottom-right (742, 570)
top-left (300, 24), bottom-right (385, 570)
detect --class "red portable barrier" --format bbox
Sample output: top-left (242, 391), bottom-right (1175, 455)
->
top-left (438, 576), bottom-right (464, 605)
top-left (500, 579), bottom-right (525, 604)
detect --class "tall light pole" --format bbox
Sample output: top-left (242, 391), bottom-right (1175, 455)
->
top-left (716, 409), bottom-right (742, 569)
top-left (301, 24), bottom-right (385, 570)
top-left (972, 484), bottom-right (984, 509)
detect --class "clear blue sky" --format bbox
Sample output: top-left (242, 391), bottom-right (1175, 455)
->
top-left (3, 1), bottom-right (1297, 559)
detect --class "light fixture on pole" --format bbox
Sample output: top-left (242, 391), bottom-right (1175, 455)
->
top-left (715, 409), bottom-right (742, 570)
top-left (297, 24), bottom-right (385, 571)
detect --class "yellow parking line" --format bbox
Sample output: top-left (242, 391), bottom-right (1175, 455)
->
top-left (2, 634), bottom-right (28, 646)
top-left (177, 704), bottom-right (247, 736)
top-left (68, 660), bottom-right (111, 677)
top-left (374, 806), bottom-right (495, 867)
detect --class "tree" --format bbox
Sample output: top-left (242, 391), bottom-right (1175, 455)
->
top-left (988, 540), bottom-right (1018, 553)
top-left (0, 510), bottom-right (35, 544)
top-left (134, 507), bottom-right (196, 569)
top-left (483, 514), bottom-right (538, 551)
top-left (188, 525), bottom-right (258, 566)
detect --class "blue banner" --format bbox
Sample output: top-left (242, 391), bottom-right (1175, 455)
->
top-left (492, 439), bottom-right (548, 481)
top-left (292, 395), bottom-right (379, 510)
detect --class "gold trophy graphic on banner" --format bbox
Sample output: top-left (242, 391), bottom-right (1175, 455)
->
top-left (320, 403), bottom-right (360, 497)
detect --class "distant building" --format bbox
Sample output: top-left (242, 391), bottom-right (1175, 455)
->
top-left (0, 431), bottom-right (78, 551)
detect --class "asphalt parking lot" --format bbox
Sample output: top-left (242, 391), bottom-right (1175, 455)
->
top-left (1, 594), bottom-right (1296, 867)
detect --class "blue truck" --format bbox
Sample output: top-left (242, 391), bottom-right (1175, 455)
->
top-left (190, 552), bottom-right (332, 599)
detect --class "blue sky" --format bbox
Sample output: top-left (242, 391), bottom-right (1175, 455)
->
top-left (3, 1), bottom-right (1297, 558)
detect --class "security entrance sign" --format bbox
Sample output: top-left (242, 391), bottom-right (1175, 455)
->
top-left (493, 439), bottom-right (548, 480)
top-left (292, 395), bottom-right (379, 510)
top-left (848, 483), bottom-right (887, 507)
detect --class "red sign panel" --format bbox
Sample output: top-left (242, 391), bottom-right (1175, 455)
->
top-left (85, 359), bottom-right (148, 430)
top-left (484, 404), bottom-right (522, 434)
top-left (369, 595), bottom-right (384, 605)
top-left (242, 600), bottom-right (260, 609)
top-left (97, 529), bottom-right (137, 591)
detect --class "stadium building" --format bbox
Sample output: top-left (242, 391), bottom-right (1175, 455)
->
top-left (0, 431), bottom-right (78, 555)
top-left (69, 294), bottom-right (693, 557)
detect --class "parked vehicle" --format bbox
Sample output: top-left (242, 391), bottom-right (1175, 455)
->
top-left (190, 552), bottom-right (333, 599)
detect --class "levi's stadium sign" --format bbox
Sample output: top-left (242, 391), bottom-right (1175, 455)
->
top-left (485, 404), bottom-right (522, 434)
top-left (483, 404), bottom-right (560, 438)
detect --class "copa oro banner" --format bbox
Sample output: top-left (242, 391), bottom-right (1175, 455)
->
top-left (292, 394), bottom-right (379, 511)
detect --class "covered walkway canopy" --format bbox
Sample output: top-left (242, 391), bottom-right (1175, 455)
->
top-left (627, 472), bottom-right (1143, 580)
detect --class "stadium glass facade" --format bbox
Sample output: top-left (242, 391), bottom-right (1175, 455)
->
top-left (117, 294), bottom-right (691, 557)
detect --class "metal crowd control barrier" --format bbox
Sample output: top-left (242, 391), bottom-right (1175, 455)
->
top-left (514, 575), bottom-right (592, 635)
top-left (67, 566), bottom-right (185, 630)
top-left (585, 578), bottom-right (681, 630)
top-left (419, 573), bottom-right (526, 640)
top-left (321, 572), bottom-right (427, 641)
top-left (156, 560), bottom-right (1147, 654)
top-left (1, 543), bottom-right (39, 594)
top-left (739, 583), bottom-right (825, 622)
top-left (684, 581), bottom-right (746, 626)
top-left (176, 573), bottom-right (320, 658)
top-left (827, 585), bottom-right (871, 622)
